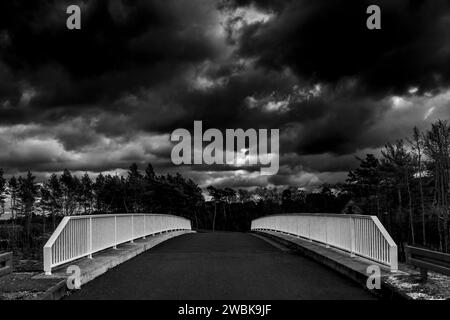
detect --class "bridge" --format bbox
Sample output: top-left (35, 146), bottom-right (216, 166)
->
top-left (42, 213), bottom-right (398, 299)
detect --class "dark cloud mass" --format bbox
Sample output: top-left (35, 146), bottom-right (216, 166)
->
top-left (0, 0), bottom-right (223, 110)
top-left (224, 0), bottom-right (450, 95)
top-left (0, 0), bottom-right (450, 189)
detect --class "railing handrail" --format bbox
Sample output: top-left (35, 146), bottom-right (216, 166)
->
top-left (252, 213), bottom-right (374, 219)
top-left (60, 213), bottom-right (191, 220)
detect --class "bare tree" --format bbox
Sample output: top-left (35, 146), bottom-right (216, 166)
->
top-left (423, 120), bottom-right (450, 252)
top-left (382, 140), bottom-right (415, 245)
top-left (0, 169), bottom-right (6, 216)
top-left (408, 127), bottom-right (427, 245)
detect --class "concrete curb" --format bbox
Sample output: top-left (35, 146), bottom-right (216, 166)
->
top-left (35, 230), bottom-right (194, 300)
top-left (0, 252), bottom-right (13, 277)
top-left (253, 230), bottom-right (410, 300)
top-left (38, 279), bottom-right (68, 300)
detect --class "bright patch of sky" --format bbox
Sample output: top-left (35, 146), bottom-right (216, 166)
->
top-left (233, 5), bottom-right (275, 26)
top-left (391, 96), bottom-right (413, 109)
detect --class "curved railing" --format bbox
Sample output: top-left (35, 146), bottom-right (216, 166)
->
top-left (251, 213), bottom-right (398, 272)
top-left (43, 214), bottom-right (191, 275)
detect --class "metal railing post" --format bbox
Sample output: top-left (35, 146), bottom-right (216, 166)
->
top-left (113, 216), bottom-right (117, 249)
top-left (143, 215), bottom-right (146, 239)
top-left (43, 246), bottom-right (52, 275)
top-left (325, 219), bottom-right (330, 248)
top-left (389, 244), bottom-right (398, 272)
top-left (350, 216), bottom-right (355, 257)
top-left (88, 217), bottom-right (93, 259)
top-left (130, 215), bottom-right (134, 243)
top-left (308, 216), bottom-right (312, 242)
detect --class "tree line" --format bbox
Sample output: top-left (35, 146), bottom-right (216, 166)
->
top-left (0, 163), bottom-right (204, 237)
top-left (0, 165), bottom-right (350, 240)
top-left (1, 119), bottom-right (450, 255)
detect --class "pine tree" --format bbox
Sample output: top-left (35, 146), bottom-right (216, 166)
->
top-left (39, 184), bottom-right (52, 231)
top-left (93, 173), bottom-right (106, 212)
top-left (207, 186), bottom-right (221, 231)
top-left (382, 140), bottom-right (415, 245)
top-left (127, 163), bottom-right (144, 212)
top-left (0, 169), bottom-right (6, 216)
top-left (18, 171), bottom-right (38, 237)
top-left (47, 174), bottom-right (63, 228)
top-left (409, 126), bottom-right (427, 245)
top-left (80, 173), bottom-right (93, 214)
top-left (144, 163), bottom-right (156, 181)
top-left (60, 169), bottom-right (76, 216)
top-left (8, 176), bottom-right (19, 220)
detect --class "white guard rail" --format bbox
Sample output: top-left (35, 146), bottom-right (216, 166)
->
top-left (44, 214), bottom-right (191, 275)
top-left (251, 214), bottom-right (398, 272)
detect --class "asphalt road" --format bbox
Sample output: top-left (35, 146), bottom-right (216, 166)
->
top-left (66, 232), bottom-right (375, 300)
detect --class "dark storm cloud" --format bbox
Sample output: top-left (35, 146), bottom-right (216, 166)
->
top-left (281, 94), bottom-right (390, 155)
top-left (1, 0), bottom-right (450, 188)
top-left (0, 0), bottom-right (223, 114)
top-left (155, 67), bottom-right (298, 131)
top-left (222, 0), bottom-right (450, 96)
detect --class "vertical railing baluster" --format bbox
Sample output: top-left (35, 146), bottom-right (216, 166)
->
top-left (143, 215), bottom-right (147, 239)
top-left (308, 216), bottom-right (312, 242)
top-left (368, 219), bottom-right (371, 257)
top-left (114, 216), bottom-right (117, 249)
top-left (130, 215), bottom-right (134, 243)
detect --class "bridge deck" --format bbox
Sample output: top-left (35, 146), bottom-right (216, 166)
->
top-left (66, 232), bottom-right (375, 299)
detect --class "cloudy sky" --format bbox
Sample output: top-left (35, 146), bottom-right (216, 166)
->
top-left (0, 0), bottom-right (450, 189)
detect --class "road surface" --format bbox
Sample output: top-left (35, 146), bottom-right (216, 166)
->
top-left (67, 232), bottom-right (375, 299)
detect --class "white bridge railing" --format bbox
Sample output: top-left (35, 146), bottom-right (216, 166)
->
top-left (251, 214), bottom-right (398, 272)
top-left (43, 214), bottom-right (191, 275)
